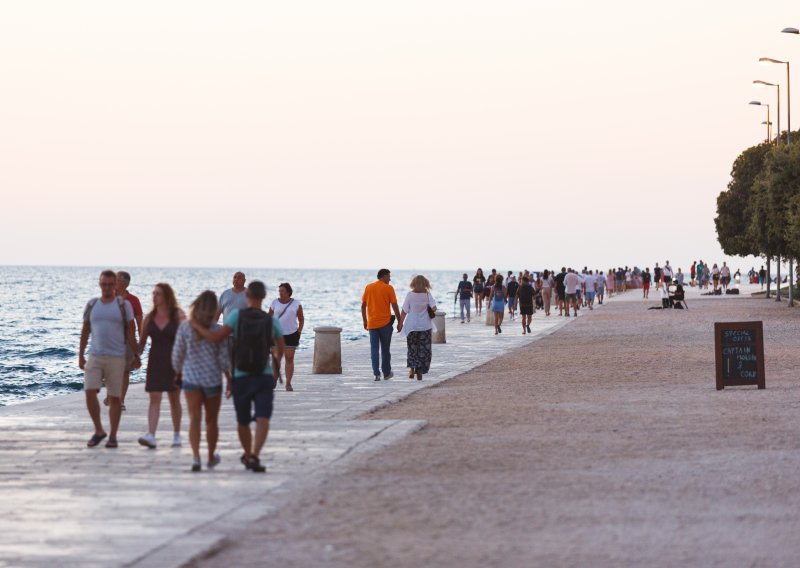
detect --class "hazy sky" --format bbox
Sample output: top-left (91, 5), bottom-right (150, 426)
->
top-left (1, 1), bottom-right (797, 272)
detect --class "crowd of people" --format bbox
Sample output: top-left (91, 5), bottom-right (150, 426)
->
top-left (78, 260), bottom-right (731, 472)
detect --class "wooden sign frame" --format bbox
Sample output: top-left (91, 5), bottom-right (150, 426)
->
top-left (714, 321), bottom-right (765, 390)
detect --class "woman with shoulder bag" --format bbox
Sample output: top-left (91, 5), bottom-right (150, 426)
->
top-left (268, 282), bottom-right (304, 392)
top-left (398, 275), bottom-right (437, 381)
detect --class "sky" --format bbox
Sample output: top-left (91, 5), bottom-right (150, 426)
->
top-left (1, 1), bottom-right (798, 273)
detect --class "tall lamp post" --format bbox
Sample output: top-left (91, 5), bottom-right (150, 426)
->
top-left (762, 120), bottom-right (773, 140)
top-left (754, 80), bottom-right (783, 300)
top-left (781, 28), bottom-right (798, 305)
top-left (753, 80), bottom-right (780, 144)
top-left (750, 101), bottom-right (771, 143)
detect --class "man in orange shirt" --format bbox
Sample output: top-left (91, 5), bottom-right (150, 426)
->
top-left (361, 268), bottom-right (402, 381)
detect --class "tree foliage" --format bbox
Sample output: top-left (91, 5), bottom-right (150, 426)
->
top-left (715, 133), bottom-right (800, 260)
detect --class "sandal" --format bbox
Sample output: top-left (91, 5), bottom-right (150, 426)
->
top-left (105, 439), bottom-right (118, 449)
top-left (87, 433), bottom-right (107, 447)
top-left (285, 384), bottom-right (294, 392)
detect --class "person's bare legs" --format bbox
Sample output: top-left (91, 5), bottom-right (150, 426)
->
top-left (284, 348), bottom-right (296, 390)
top-left (494, 311), bottom-right (501, 333)
top-left (85, 389), bottom-right (105, 436)
top-left (204, 394), bottom-right (222, 462)
top-left (168, 389), bottom-right (182, 435)
top-left (253, 418), bottom-right (270, 457)
top-left (147, 391), bottom-right (162, 435)
top-left (238, 424), bottom-right (252, 460)
top-left (185, 390), bottom-right (203, 460)
top-left (121, 371), bottom-right (130, 408)
top-left (108, 396), bottom-right (121, 441)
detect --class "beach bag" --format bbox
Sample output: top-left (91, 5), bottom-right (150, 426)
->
top-left (234, 308), bottom-right (273, 375)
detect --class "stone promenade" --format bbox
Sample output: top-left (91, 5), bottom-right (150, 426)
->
top-left (0, 302), bottom-right (579, 567)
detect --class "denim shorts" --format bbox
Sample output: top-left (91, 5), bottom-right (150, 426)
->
top-left (232, 374), bottom-right (275, 425)
top-left (182, 383), bottom-right (223, 398)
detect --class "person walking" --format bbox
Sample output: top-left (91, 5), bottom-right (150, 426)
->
top-left (506, 275), bottom-right (519, 320)
top-left (517, 276), bottom-right (535, 334)
top-left (690, 261), bottom-right (697, 286)
top-left (564, 269), bottom-right (580, 317)
top-left (472, 269), bottom-right (485, 316)
top-left (759, 265), bottom-right (767, 289)
top-left (398, 275), bottom-right (437, 381)
top-left (711, 263), bottom-right (721, 292)
top-left (541, 269), bottom-right (554, 316)
top-left (137, 283), bottom-right (185, 450)
top-left (490, 275), bottom-right (507, 334)
top-left (455, 273), bottom-right (473, 323)
top-left (269, 282), bottom-right (304, 391)
top-left (171, 290), bottom-right (231, 472)
top-left (642, 268), bottom-right (652, 299)
top-left (596, 271), bottom-right (606, 305)
top-left (192, 281), bottom-right (285, 473)
top-left (720, 262), bottom-right (731, 291)
top-left (79, 270), bottom-right (138, 449)
top-left (361, 269), bottom-right (402, 381)
top-left (216, 271), bottom-right (248, 321)
top-left (115, 271), bottom-right (143, 412)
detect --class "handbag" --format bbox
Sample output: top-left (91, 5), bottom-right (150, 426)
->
top-left (426, 293), bottom-right (436, 319)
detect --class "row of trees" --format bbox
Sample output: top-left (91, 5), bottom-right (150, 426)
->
top-left (715, 131), bottom-right (800, 297)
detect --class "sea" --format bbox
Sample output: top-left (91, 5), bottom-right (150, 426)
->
top-left (0, 266), bottom-right (465, 406)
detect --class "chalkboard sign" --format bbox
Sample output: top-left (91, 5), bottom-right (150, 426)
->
top-left (714, 321), bottom-right (765, 390)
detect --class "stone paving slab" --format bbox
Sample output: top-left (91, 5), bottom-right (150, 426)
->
top-left (0, 305), bottom-right (585, 567)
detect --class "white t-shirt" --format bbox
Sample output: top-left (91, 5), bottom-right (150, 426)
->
top-left (720, 265), bottom-right (731, 277)
top-left (270, 298), bottom-right (302, 335)
top-left (596, 274), bottom-right (605, 288)
top-left (564, 273), bottom-right (581, 294)
top-left (663, 265), bottom-right (673, 278)
top-left (401, 291), bottom-right (437, 333)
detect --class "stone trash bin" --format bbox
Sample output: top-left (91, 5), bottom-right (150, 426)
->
top-left (312, 326), bottom-right (343, 374)
top-left (432, 311), bottom-right (447, 344)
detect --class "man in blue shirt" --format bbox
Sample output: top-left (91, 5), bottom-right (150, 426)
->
top-left (193, 281), bottom-right (285, 473)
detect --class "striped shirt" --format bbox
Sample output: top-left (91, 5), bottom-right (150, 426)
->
top-left (171, 321), bottom-right (229, 388)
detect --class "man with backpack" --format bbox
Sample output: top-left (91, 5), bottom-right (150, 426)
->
top-left (79, 270), bottom-right (139, 448)
top-left (192, 281), bottom-right (285, 473)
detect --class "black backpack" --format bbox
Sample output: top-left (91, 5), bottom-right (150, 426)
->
top-left (234, 308), bottom-right (273, 375)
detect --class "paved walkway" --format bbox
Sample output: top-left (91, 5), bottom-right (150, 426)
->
top-left (0, 301), bottom-right (581, 567)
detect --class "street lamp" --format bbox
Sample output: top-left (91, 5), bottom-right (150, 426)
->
top-left (750, 101), bottom-right (771, 143)
top-left (762, 120), bottom-right (773, 142)
top-left (754, 80), bottom-right (780, 144)
top-left (781, 28), bottom-right (798, 306)
top-left (760, 58), bottom-right (791, 144)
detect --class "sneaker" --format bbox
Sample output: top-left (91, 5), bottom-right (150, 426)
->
top-left (207, 453), bottom-right (221, 469)
top-left (248, 455), bottom-right (266, 473)
top-left (191, 458), bottom-right (201, 472)
top-left (374, 375), bottom-right (382, 382)
top-left (171, 433), bottom-right (182, 448)
top-left (384, 372), bottom-right (393, 380)
top-left (138, 433), bottom-right (157, 449)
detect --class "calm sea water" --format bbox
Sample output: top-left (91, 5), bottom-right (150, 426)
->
top-left (0, 266), bottom-right (465, 406)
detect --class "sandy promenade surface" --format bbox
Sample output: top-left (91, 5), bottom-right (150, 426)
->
top-left (194, 293), bottom-right (800, 568)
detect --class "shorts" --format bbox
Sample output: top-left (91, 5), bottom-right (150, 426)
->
top-left (232, 374), bottom-right (275, 425)
top-left (643, 282), bottom-right (650, 290)
top-left (283, 330), bottom-right (301, 348)
top-left (565, 293), bottom-right (577, 303)
top-left (182, 384), bottom-right (222, 398)
top-left (84, 354), bottom-right (125, 397)
top-left (664, 276), bottom-right (673, 284)
top-left (585, 291), bottom-right (595, 301)
top-left (519, 304), bottom-right (533, 316)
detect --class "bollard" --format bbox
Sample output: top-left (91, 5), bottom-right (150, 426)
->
top-left (432, 311), bottom-right (447, 344)
top-left (485, 301), bottom-right (494, 326)
top-left (312, 326), bottom-right (343, 374)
